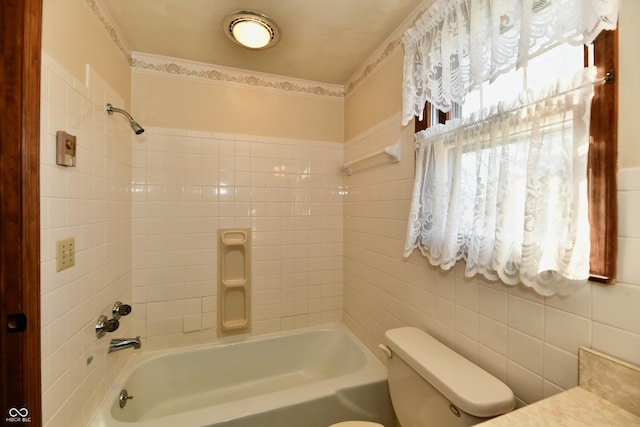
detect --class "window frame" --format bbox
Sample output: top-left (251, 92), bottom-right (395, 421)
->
top-left (415, 30), bottom-right (618, 284)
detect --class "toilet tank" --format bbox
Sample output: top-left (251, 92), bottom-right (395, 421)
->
top-left (384, 327), bottom-right (515, 427)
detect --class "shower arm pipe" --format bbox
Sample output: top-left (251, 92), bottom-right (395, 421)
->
top-left (106, 103), bottom-right (145, 135)
top-left (106, 103), bottom-right (134, 121)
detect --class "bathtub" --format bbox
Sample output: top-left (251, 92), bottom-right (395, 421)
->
top-left (89, 324), bottom-right (394, 427)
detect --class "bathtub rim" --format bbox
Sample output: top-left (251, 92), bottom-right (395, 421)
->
top-left (88, 322), bottom-right (388, 427)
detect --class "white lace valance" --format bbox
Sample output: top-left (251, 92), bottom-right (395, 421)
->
top-left (404, 68), bottom-right (596, 296)
top-left (401, 0), bottom-right (619, 125)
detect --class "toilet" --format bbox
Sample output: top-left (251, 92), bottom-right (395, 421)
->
top-left (330, 327), bottom-right (515, 427)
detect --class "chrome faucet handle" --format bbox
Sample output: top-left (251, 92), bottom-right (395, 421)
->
top-left (95, 315), bottom-right (120, 338)
top-left (112, 301), bottom-right (132, 320)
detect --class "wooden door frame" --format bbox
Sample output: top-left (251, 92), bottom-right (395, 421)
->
top-left (1, 0), bottom-right (42, 425)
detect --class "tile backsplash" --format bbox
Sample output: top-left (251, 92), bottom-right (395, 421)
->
top-left (579, 347), bottom-right (640, 417)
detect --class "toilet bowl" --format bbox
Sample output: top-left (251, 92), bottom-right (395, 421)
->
top-left (331, 327), bottom-right (515, 427)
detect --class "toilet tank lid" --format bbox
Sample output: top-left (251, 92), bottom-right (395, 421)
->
top-left (384, 327), bottom-right (515, 418)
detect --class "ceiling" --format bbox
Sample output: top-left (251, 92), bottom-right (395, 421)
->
top-left (101, 0), bottom-right (426, 85)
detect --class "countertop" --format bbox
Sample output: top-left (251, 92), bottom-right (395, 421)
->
top-left (479, 347), bottom-right (640, 426)
top-left (478, 386), bottom-right (640, 426)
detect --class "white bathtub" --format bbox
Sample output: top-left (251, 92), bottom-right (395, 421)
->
top-left (89, 324), bottom-right (394, 427)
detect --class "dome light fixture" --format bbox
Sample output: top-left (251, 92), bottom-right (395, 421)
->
top-left (223, 10), bottom-right (280, 50)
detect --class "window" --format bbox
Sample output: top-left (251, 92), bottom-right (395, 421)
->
top-left (414, 31), bottom-right (618, 284)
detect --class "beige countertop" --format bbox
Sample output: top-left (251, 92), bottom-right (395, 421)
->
top-left (478, 387), bottom-right (640, 427)
top-left (480, 348), bottom-right (640, 427)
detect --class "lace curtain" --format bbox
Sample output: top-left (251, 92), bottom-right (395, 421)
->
top-left (401, 0), bottom-right (619, 125)
top-left (404, 68), bottom-right (595, 296)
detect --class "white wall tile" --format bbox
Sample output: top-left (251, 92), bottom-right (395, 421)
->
top-left (617, 167), bottom-right (640, 191)
top-left (544, 282), bottom-right (591, 317)
top-left (592, 322), bottom-right (640, 366)
top-left (478, 283), bottom-right (508, 323)
top-left (478, 345), bottom-right (508, 383)
top-left (455, 278), bottom-right (478, 311)
top-left (617, 237), bottom-right (640, 285)
top-left (544, 307), bottom-right (591, 354)
top-left (478, 315), bottom-right (508, 355)
top-left (542, 380), bottom-right (565, 399)
top-left (593, 282), bottom-right (640, 334)
top-left (455, 305), bottom-right (478, 340)
top-left (508, 295), bottom-right (544, 339)
top-left (455, 332), bottom-right (479, 363)
top-left (542, 344), bottom-right (578, 390)
top-left (618, 189), bottom-right (640, 237)
top-left (507, 361), bottom-right (544, 404)
top-left (508, 328), bottom-right (544, 375)
top-left (41, 58), bottom-right (132, 427)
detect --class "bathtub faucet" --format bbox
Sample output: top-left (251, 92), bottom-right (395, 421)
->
top-left (108, 336), bottom-right (141, 353)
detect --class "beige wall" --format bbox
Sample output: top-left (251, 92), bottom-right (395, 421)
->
top-left (344, 51), bottom-right (405, 141)
top-left (42, 0), bottom-right (131, 104)
top-left (132, 72), bottom-right (344, 142)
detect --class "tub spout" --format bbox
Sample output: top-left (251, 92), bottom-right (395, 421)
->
top-left (109, 336), bottom-right (141, 353)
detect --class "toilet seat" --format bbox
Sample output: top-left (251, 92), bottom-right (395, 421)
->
top-left (328, 422), bottom-right (383, 427)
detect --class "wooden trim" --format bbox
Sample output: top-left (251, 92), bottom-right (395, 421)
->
top-left (0, 0), bottom-right (42, 424)
top-left (588, 29), bottom-right (618, 284)
top-left (415, 102), bottom-right (447, 133)
top-left (415, 103), bottom-right (430, 132)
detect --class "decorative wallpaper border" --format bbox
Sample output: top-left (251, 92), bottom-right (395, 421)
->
top-left (344, 39), bottom-right (403, 96)
top-left (343, 0), bottom-right (433, 96)
top-left (131, 52), bottom-right (345, 98)
top-left (86, 0), bottom-right (132, 65)
top-left (88, 0), bottom-right (432, 98)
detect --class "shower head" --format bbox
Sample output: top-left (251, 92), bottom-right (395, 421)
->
top-left (129, 121), bottom-right (145, 135)
top-left (106, 103), bottom-right (145, 135)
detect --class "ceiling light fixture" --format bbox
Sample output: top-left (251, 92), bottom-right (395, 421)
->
top-left (223, 10), bottom-right (280, 50)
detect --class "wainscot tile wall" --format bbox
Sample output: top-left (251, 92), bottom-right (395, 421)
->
top-left (40, 53), bottom-right (133, 427)
top-left (130, 127), bottom-right (345, 348)
top-left (343, 112), bottom-right (640, 408)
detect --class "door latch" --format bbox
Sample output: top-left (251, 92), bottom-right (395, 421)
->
top-left (7, 313), bottom-right (27, 333)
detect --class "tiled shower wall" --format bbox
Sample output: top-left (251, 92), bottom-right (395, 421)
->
top-left (40, 54), bottom-right (133, 427)
top-left (343, 112), bottom-right (640, 407)
top-left (130, 128), bottom-right (344, 346)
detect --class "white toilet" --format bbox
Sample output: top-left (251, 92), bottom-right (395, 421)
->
top-left (330, 327), bottom-right (515, 427)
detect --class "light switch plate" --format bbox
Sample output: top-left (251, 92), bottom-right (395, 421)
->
top-left (56, 237), bottom-right (75, 272)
